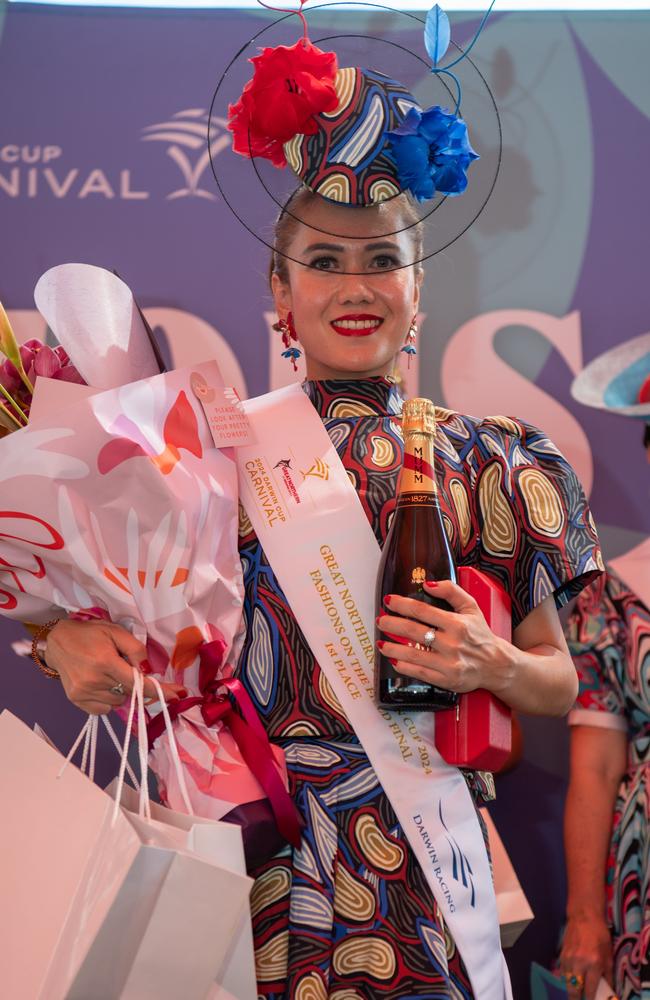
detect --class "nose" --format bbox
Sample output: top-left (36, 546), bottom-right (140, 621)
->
top-left (336, 271), bottom-right (376, 305)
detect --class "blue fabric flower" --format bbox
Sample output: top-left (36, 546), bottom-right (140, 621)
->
top-left (387, 105), bottom-right (479, 202)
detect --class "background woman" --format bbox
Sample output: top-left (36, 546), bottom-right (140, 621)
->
top-left (560, 344), bottom-right (649, 1000)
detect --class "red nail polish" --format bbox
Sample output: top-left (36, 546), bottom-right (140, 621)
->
top-left (377, 639), bottom-right (385, 649)
top-left (384, 595), bottom-right (393, 606)
top-left (389, 659), bottom-right (399, 667)
top-left (425, 580), bottom-right (438, 587)
top-left (375, 616), bottom-right (382, 626)
top-left (178, 688), bottom-right (188, 698)
top-left (139, 658), bottom-right (151, 673)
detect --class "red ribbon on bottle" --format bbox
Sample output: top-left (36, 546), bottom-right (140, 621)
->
top-left (146, 638), bottom-right (302, 848)
top-left (402, 452), bottom-right (436, 483)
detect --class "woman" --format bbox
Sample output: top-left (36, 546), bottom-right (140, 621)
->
top-left (43, 187), bottom-right (603, 998)
top-left (559, 346), bottom-right (649, 1000)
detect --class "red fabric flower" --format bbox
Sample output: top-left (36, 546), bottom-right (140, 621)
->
top-left (228, 40), bottom-right (338, 168)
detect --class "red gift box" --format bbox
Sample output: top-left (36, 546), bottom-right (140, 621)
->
top-left (434, 567), bottom-right (512, 772)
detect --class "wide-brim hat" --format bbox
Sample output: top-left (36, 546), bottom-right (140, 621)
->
top-left (571, 332), bottom-right (650, 419)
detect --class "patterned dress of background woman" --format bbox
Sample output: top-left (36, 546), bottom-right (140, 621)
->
top-left (236, 376), bottom-right (602, 1000)
top-left (565, 568), bottom-right (650, 999)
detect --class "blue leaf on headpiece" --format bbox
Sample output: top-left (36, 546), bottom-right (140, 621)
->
top-left (424, 5), bottom-right (451, 67)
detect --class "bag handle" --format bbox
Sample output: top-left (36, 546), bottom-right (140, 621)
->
top-left (59, 668), bottom-right (193, 825)
top-left (111, 669), bottom-right (193, 824)
top-left (59, 711), bottom-right (139, 790)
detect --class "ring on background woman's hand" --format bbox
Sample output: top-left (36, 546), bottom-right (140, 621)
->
top-left (422, 628), bottom-right (437, 650)
top-left (565, 972), bottom-right (585, 991)
top-left (110, 681), bottom-right (126, 696)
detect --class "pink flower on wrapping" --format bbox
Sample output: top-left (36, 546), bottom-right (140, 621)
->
top-left (0, 339), bottom-right (85, 421)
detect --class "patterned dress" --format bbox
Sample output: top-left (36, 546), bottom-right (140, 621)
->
top-left (566, 568), bottom-right (650, 1000)
top-left (236, 377), bottom-right (602, 1000)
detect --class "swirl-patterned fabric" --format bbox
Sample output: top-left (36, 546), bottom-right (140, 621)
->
top-left (237, 376), bottom-right (602, 998)
top-left (284, 68), bottom-right (418, 205)
top-left (566, 569), bottom-right (649, 1000)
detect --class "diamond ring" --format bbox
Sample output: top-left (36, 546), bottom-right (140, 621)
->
top-left (110, 682), bottom-right (126, 696)
top-left (422, 628), bottom-right (437, 650)
top-left (565, 973), bottom-right (585, 991)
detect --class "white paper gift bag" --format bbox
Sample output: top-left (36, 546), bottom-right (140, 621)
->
top-left (480, 807), bottom-right (534, 948)
top-left (111, 781), bottom-right (257, 1000)
top-left (0, 675), bottom-right (254, 1000)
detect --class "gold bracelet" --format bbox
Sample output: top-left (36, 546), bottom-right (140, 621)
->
top-left (30, 618), bottom-right (62, 680)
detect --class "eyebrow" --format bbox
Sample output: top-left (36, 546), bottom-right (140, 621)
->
top-left (302, 240), bottom-right (402, 255)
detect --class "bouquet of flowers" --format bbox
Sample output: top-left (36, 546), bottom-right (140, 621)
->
top-left (0, 302), bottom-right (84, 436)
top-left (0, 267), bottom-right (295, 851)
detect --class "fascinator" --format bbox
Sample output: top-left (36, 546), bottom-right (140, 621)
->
top-left (571, 332), bottom-right (650, 420)
top-left (210, 1), bottom-right (501, 266)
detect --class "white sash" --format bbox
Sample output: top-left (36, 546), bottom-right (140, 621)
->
top-left (238, 383), bottom-right (511, 999)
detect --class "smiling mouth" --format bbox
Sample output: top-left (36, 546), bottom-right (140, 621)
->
top-left (330, 315), bottom-right (384, 337)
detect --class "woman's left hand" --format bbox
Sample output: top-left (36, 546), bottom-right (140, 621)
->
top-left (376, 579), bottom-right (512, 696)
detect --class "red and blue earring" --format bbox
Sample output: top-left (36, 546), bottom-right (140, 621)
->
top-left (272, 311), bottom-right (302, 371)
top-left (401, 316), bottom-right (418, 368)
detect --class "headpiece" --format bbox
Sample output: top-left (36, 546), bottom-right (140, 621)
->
top-left (210, 1), bottom-right (501, 269)
top-left (571, 332), bottom-right (650, 420)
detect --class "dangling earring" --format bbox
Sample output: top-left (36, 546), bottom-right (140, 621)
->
top-left (272, 311), bottom-right (302, 372)
top-left (400, 316), bottom-right (418, 369)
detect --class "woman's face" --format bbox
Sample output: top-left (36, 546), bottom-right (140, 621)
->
top-left (272, 197), bottom-right (422, 381)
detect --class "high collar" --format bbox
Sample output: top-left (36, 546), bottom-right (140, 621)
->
top-left (302, 376), bottom-right (403, 418)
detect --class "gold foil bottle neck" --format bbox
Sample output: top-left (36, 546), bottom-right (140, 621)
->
top-left (402, 397), bottom-right (436, 436)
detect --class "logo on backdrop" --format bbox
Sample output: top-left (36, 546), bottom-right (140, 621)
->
top-left (141, 109), bottom-right (230, 200)
top-left (0, 109), bottom-right (228, 202)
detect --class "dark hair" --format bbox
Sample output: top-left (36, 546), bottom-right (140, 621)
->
top-left (643, 423), bottom-right (650, 449)
top-left (268, 185), bottom-right (425, 288)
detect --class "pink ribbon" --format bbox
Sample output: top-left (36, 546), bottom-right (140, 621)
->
top-left (68, 606), bottom-right (111, 622)
top-left (147, 638), bottom-right (302, 848)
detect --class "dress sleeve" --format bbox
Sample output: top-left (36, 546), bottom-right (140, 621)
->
top-left (472, 416), bottom-right (604, 629)
top-left (564, 571), bottom-right (627, 728)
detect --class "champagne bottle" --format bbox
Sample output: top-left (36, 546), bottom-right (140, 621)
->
top-left (375, 397), bottom-right (459, 709)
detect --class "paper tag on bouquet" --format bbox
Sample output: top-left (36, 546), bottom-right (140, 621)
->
top-left (191, 378), bottom-right (255, 448)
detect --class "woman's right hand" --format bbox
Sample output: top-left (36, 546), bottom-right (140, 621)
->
top-left (559, 913), bottom-right (614, 1000)
top-left (45, 619), bottom-right (187, 715)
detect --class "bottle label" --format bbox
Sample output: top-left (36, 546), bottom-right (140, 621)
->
top-left (397, 492), bottom-right (440, 508)
top-left (399, 433), bottom-right (438, 499)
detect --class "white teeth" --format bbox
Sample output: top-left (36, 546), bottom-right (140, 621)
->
top-left (333, 319), bottom-right (381, 329)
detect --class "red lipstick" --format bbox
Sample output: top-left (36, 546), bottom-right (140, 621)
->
top-left (330, 314), bottom-right (384, 337)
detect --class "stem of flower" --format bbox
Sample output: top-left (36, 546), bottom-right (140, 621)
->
top-left (0, 382), bottom-right (29, 424)
top-left (0, 397), bottom-right (25, 429)
top-left (434, 68), bottom-right (462, 116)
top-left (440, 0), bottom-right (497, 72)
top-left (255, 0), bottom-right (309, 45)
top-left (0, 302), bottom-right (35, 396)
top-left (17, 368), bottom-right (35, 396)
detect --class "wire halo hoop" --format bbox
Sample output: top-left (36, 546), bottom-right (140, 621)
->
top-left (208, 0), bottom-right (502, 272)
